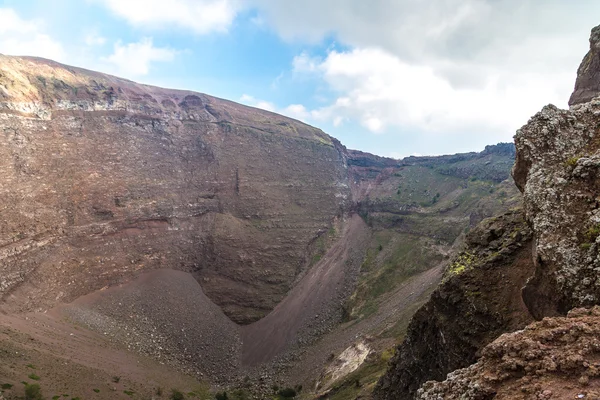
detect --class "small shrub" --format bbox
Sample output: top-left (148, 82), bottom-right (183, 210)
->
top-left (26, 364), bottom-right (36, 369)
top-left (277, 387), bottom-right (297, 398)
top-left (585, 224), bottom-right (600, 243)
top-left (171, 389), bottom-right (185, 400)
top-left (215, 392), bottom-right (228, 400)
top-left (1, 383), bottom-right (13, 390)
top-left (93, 388), bottom-right (100, 393)
top-left (112, 376), bottom-right (120, 383)
top-left (231, 389), bottom-right (250, 400)
top-left (28, 373), bottom-right (40, 381)
top-left (52, 396), bottom-right (60, 400)
top-left (25, 383), bottom-right (43, 400)
top-left (124, 390), bottom-right (135, 396)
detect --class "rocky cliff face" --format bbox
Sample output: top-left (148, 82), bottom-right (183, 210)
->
top-left (513, 98), bottom-right (600, 319)
top-left (0, 54), bottom-right (519, 328)
top-left (569, 25), bottom-right (600, 106)
top-left (0, 55), bottom-right (350, 324)
top-left (374, 209), bottom-right (534, 400)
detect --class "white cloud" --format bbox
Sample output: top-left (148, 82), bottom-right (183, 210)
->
top-left (240, 94), bottom-right (276, 112)
top-left (292, 47), bottom-right (573, 140)
top-left (103, 38), bottom-right (177, 77)
top-left (240, 95), bottom-right (316, 123)
top-left (292, 52), bottom-right (320, 74)
top-left (251, 0), bottom-right (600, 147)
top-left (283, 104), bottom-right (310, 121)
top-left (98, 0), bottom-right (241, 34)
top-left (0, 8), bottom-right (65, 61)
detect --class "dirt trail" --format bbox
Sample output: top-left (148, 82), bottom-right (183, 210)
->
top-left (241, 214), bottom-right (370, 366)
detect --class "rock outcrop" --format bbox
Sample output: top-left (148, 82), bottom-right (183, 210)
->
top-left (417, 307), bottom-right (600, 400)
top-left (569, 25), bottom-right (600, 106)
top-left (514, 91), bottom-right (600, 319)
top-left (374, 209), bottom-right (534, 400)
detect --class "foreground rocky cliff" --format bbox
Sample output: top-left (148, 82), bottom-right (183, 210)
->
top-left (418, 307), bottom-right (600, 399)
top-left (376, 24), bottom-right (600, 400)
top-left (374, 209), bottom-right (534, 399)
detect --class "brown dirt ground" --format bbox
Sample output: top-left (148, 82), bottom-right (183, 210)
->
top-left (0, 309), bottom-right (207, 400)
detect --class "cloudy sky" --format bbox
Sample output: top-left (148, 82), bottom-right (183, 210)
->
top-left (0, 0), bottom-right (598, 158)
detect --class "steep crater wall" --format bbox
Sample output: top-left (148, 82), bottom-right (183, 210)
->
top-left (0, 55), bottom-right (350, 324)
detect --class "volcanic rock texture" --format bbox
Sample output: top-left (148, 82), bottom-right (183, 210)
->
top-left (417, 307), bottom-right (600, 399)
top-left (513, 93), bottom-right (600, 318)
top-left (0, 55), bottom-right (349, 324)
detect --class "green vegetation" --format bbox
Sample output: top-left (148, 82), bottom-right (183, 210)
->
top-left (446, 252), bottom-right (477, 279)
top-left (26, 364), bottom-right (37, 369)
top-left (565, 156), bottom-right (581, 167)
top-left (25, 383), bottom-right (43, 400)
top-left (93, 388), bottom-right (100, 393)
top-left (124, 390), bottom-right (135, 396)
top-left (231, 389), bottom-right (250, 400)
top-left (584, 224), bottom-right (600, 243)
top-left (1, 383), bottom-right (13, 390)
top-left (214, 389), bottom-right (253, 400)
top-left (28, 373), bottom-right (40, 381)
top-left (389, 166), bottom-right (464, 206)
top-left (347, 232), bottom-right (442, 321)
top-left (277, 387), bottom-right (297, 398)
top-left (171, 389), bottom-right (185, 400)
